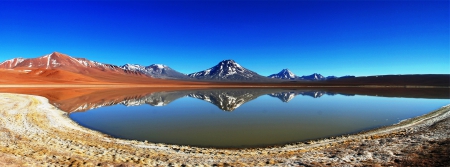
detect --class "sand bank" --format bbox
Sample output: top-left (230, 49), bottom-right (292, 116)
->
top-left (0, 93), bottom-right (448, 166)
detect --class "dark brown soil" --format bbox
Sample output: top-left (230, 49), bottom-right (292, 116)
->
top-left (397, 117), bottom-right (450, 167)
top-left (398, 138), bottom-right (450, 166)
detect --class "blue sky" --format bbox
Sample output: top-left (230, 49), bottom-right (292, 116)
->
top-left (0, 1), bottom-right (448, 76)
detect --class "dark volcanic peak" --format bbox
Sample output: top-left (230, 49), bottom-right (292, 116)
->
top-left (121, 63), bottom-right (189, 79)
top-left (268, 69), bottom-right (298, 79)
top-left (188, 59), bottom-right (273, 81)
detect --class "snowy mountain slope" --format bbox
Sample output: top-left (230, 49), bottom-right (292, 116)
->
top-left (268, 69), bottom-right (298, 80)
top-left (121, 64), bottom-right (190, 79)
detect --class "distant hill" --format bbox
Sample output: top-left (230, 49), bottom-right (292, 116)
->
top-left (325, 74), bottom-right (450, 87)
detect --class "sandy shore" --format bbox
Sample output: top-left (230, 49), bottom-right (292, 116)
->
top-left (0, 93), bottom-right (448, 166)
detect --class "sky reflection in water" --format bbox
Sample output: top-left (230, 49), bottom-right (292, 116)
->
top-left (70, 89), bottom-right (449, 148)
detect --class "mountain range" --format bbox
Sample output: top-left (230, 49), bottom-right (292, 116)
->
top-left (1, 52), bottom-right (448, 87)
top-left (0, 52), bottom-right (349, 82)
top-left (268, 69), bottom-right (350, 81)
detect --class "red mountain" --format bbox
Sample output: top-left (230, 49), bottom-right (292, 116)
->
top-left (0, 52), bottom-right (151, 84)
top-left (0, 52), bottom-right (141, 75)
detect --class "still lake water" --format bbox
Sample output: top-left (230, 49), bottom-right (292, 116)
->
top-left (68, 89), bottom-right (449, 148)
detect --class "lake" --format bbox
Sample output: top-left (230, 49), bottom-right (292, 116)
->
top-left (62, 88), bottom-right (449, 148)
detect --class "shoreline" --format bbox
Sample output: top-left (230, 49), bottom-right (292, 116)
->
top-left (0, 93), bottom-right (449, 166)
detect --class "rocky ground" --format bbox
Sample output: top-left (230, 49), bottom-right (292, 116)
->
top-left (0, 93), bottom-right (448, 166)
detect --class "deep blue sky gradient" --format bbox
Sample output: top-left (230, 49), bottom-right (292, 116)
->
top-left (0, 1), bottom-right (448, 76)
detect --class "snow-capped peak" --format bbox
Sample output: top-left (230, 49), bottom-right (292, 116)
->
top-left (188, 59), bottom-right (254, 78)
top-left (150, 64), bottom-right (166, 69)
top-left (211, 59), bottom-right (246, 76)
top-left (121, 64), bottom-right (145, 70)
top-left (280, 69), bottom-right (296, 78)
top-left (311, 73), bottom-right (325, 80)
top-left (300, 73), bottom-right (325, 80)
top-left (269, 68), bottom-right (298, 79)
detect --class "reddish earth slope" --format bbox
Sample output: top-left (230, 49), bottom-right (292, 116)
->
top-left (0, 52), bottom-right (205, 85)
top-left (0, 69), bottom-right (100, 84)
top-left (2, 52), bottom-right (136, 75)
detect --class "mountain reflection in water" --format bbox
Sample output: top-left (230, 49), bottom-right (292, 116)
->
top-left (65, 89), bottom-right (352, 112)
top-left (0, 87), bottom-right (447, 113)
